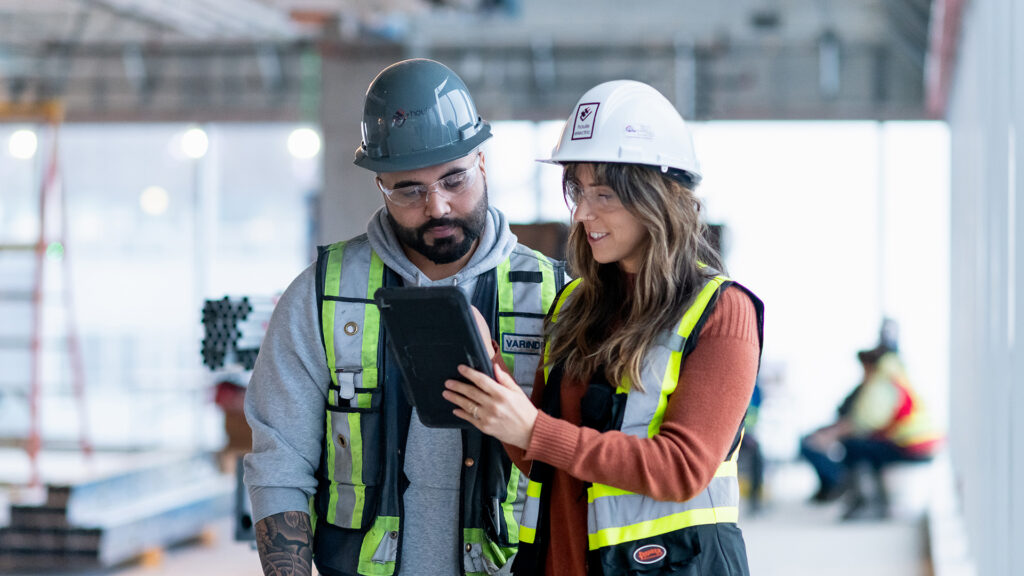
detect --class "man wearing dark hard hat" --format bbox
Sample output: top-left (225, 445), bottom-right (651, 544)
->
top-left (244, 59), bottom-right (565, 576)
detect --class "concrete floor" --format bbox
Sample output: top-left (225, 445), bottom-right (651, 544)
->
top-left (114, 502), bottom-right (930, 576)
top-left (744, 460), bottom-right (931, 576)
top-left (745, 500), bottom-right (930, 576)
top-left (6, 461), bottom-right (931, 576)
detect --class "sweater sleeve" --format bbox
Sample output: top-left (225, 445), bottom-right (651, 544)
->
top-left (243, 262), bottom-right (328, 522)
top-left (523, 286), bottom-right (760, 501)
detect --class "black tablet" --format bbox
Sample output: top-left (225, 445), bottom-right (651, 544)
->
top-left (374, 286), bottom-right (494, 429)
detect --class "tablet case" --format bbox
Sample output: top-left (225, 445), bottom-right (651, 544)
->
top-left (374, 286), bottom-right (495, 429)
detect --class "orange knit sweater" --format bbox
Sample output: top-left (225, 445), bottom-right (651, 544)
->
top-left (505, 285), bottom-right (760, 576)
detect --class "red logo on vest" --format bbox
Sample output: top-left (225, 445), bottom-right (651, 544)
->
top-left (633, 544), bottom-right (667, 565)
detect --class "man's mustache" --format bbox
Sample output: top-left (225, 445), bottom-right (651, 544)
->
top-left (418, 218), bottom-right (464, 234)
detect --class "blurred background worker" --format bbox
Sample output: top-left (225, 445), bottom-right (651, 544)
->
top-left (799, 320), bottom-right (944, 520)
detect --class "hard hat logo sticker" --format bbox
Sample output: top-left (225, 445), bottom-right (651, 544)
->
top-left (392, 109), bottom-right (407, 127)
top-left (625, 124), bottom-right (654, 139)
top-left (571, 102), bottom-right (600, 140)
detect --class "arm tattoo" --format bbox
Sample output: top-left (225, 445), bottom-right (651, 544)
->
top-left (255, 511), bottom-right (314, 576)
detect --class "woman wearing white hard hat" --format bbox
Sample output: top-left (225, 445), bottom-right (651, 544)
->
top-left (444, 80), bottom-right (764, 575)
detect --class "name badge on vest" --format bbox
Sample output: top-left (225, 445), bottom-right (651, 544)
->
top-left (501, 333), bottom-right (543, 356)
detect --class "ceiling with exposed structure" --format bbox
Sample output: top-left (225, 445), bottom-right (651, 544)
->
top-left (0, 0), bottom-right (937, 121)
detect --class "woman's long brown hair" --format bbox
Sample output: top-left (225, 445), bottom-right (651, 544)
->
top-left (544, 162), bottom-right (724, 391)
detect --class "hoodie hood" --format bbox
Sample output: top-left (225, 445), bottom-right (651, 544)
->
top-left (366, 205), bottom-right (519, 286)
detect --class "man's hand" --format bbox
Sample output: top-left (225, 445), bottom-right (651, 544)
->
top-left (255, 511), bottom-right (313, 576)
top-left (470, 305), bottom-right (496, 360)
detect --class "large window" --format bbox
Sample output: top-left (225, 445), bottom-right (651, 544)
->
top-left (0, 123), bottom-right (318, 450)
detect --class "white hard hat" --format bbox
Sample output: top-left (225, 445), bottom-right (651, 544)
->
top-left (539, 80), bottom-right (702, 185)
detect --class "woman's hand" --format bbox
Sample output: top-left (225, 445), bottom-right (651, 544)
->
top-left (443, 362), bottom-right (538, 449)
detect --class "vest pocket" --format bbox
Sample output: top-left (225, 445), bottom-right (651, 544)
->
top-left (323, 387), bottom-right (383, 531)
top-left (594, 530), bottom-right (703, 575)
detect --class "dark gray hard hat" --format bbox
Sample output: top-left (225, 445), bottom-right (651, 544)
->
top-left (354, 58), bottom-right (492, 173)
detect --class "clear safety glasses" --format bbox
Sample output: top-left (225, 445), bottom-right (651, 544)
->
top-left (377, 155), bottom-right (482, 208)
top-left (563, 180), bottom-right (624, 214)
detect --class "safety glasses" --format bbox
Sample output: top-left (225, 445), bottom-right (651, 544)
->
top-left (377, 155), bottom-right (482, 208)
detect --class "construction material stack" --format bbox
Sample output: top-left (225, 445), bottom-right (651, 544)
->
top-left (200, 296), bottom-right (275, 371)
top-left (0, 451), bottom-right (232, 572)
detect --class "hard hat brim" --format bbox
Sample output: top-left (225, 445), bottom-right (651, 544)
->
top-left (354, 124), bottom-right (492, 173)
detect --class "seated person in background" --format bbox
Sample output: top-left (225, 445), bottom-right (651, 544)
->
top-left (800, 342), bottom-right (943, 517)
top-left (800, 380), bottom-right (864, 503)
top-left (837, 344), bottom-right (943, 519)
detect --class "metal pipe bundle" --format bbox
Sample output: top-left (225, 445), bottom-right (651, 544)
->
top-left (200, 295), bottom-right (275, 371)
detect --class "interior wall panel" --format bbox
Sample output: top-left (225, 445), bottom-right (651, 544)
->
top-left (947, 0), bottom-right (1021, 573)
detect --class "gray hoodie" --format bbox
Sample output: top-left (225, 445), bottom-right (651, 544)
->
top-left (244, 205), bottom-right (522, 575)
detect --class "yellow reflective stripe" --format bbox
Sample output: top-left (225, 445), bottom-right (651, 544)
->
top-left (323, 244), bottom-right (344, 386)
top-left (648, 275), bottom-right (728, 437)
top-left (502, 465), bottom-right (521, 544)
top-left (676, 275), bottom-right (728, 341)
top-left (360, 252), bottom-right (384, 395)
top-left (322, 243), bottom-right (344, 525)
top-left (545, 278), bottom-right (581, 381)
top-left (550, 278), bottom-right (581, 324)
top-left (348, 412), bottom-right (364, 528)
top-left (308, 496), bottom-right (317, 537)
top-left (325, 413), bottom-right (338, 525)
top-left (647, 350), bottom-right (680, 436)
top-left (714, 461), bottom-right (738, 478)
top-left (587, 506), bottom-right (740, 549)
top-left (357, 515), bottom-right (400, 575)
top-left (587, 483), bottom-right (633, 501)
top-left (714, 505), bottom-right (739, 523)
top-left (728, 429), bottom-right (744, 463)
top-left (519, 525), bottom-right (537, 544)
top-left (497, 257), bottom-right (515, 376)
top-left (527, 480), bottom-right (543, 498)
top-left (542, 341), bottom-right (553, 381)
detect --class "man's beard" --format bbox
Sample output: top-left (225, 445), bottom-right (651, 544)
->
top-left (388, 187), bottom-right (489, 265)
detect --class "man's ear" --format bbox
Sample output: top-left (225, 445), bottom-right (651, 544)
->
top-left (478, 151), bottom-right (486, 179)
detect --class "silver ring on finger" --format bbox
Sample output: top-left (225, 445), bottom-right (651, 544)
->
top-left (472, 404), bottom-right (480, 420)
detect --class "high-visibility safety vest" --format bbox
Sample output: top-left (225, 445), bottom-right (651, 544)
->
top-left (515, 273), bottom-right (764, 576)
top-left (312, 235), bottom-right (563, 576)
top-left (867, 353), bottom-right (943, 455)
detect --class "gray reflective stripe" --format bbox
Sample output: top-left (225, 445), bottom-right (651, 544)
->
top-left (619, 346), bottom-right (673, 438)
top-left (586, 476), bottom-right (740, 536)
top-left (662, 331), bottom-right (686, 352)
top-left (618, 274), bottom-right (719, 438)
top-left (520, 489), bottom-right (541, 530)
top-left (332, 237), bottom-right (374, 382)
top-left (371, 530), bottom-right (399, 564)
top-left (505, 249), bottom-right (556, 392)
top-left (327, 410), bottom-right (356, 492)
